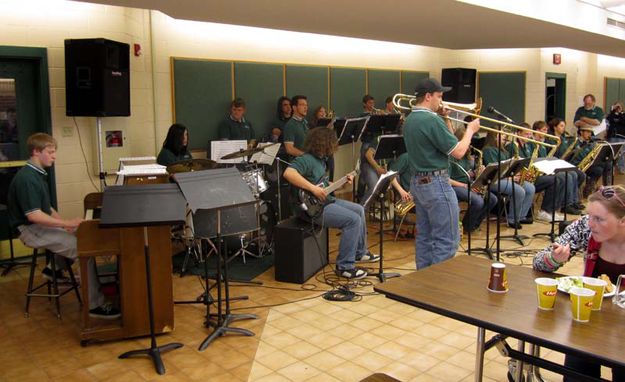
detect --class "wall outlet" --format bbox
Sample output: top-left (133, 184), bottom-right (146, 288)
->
top-left (62, 126), bottom-right (73, 137)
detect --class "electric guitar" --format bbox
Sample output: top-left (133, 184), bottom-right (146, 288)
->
top-left (298, 170), bottom-right (358, 218)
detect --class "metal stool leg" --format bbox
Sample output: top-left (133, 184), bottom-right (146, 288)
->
top-left (49, 254), bottom-right (62, 319)
top-left (24, 248), bottom-right (38, 318)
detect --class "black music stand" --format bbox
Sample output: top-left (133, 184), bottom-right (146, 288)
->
top-left (173, 167), bottom-right (258, 351)
top-left (497, 157), bottom-right (530, 246)
top-left (532, 159), bottom-right (576, 242)
top-left (100, 184), bottom-right (187, 375)
top-left (607, 142), bottom-right (625, 186)
top-left (315, 117), bottom-right (333, 128)
top-left (467, 162), bottom-right (503, 260)
top-left (373, 135), bottom-right (406, 235)
top-left (337, 117), bottom-right (369, 198)
top-left (364, 171), bottom-right (400, 282)
top-left (366, 114), bottom-right (402, 136)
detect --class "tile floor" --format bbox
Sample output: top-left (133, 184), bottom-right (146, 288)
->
top-left (1, 177), bottom-right (622, 381)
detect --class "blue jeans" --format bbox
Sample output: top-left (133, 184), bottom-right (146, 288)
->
top-left (608, 136), bottom-right (625, 172)
top-left (560, 170), bottom-right (580, 206)
top-left (411, 174), bottom-right (459, 270)
top-left (357, 143), bottom-right (379, 205)
top-left (490, 179), bottom-right (535, 224)
top-left (317, 199), bottom-right (367, 270)
top-left (452, 186), bottom-right (498, 232)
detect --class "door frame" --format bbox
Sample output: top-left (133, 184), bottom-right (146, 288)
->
top-left (0, 45), bottom-right (56, 205)
top-left (545, 72), bottom-right (567, 121)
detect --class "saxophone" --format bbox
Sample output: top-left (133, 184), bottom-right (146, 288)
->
top-left (517, 142), bottom-right (540, 183)
top-left (471, 146), bottom-right (486, 195)
top-left (578, 141), bottom-right (604, 172)
top-left (560, 133), bottom-right (578, 161)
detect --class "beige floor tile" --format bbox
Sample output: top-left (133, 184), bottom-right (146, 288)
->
top-left (413, 323), bottom-right (450, 339)
top-left (327, 360), bottom-right (372, 381)
top-left (350, 315), bottom-right (386, 331)
top-left (282, 341), bottom-right (322, 360)
top-left (327, 323), bottom-right (364, 341)
top-left (289, 309), bottom-right (325, 323)
top-left (305, 331), bottom-right (345, 350)
top-left (285, 324), bottom-right (324, 341)
top-left (426, 361), bottom-right (473, 382)
top-left (370, 325), bottom-right (407, 341)
top-left (482, 359), bottom-right (511, 381)
top-left (424, 342), bottom-right (461, 361)
top-left (398, 351), bottom-right (441, 372)
top-left (269, 315), bottom-right (306, 331)
top-left (378, 361), bottom-right (422, 381)
top-left (248, 362), bottom-right (273, 380)
top-left (438, 332), bottom-right (476, 350)
top-left (408, 373), bottom-right (444, 382)
top-left (261, 332), bottom-right (301, 349)
top-left (445, 350), bottom-right (478, 370)
top-left (327, 341), bottom-right (369, 360)
top-left (256, 350), bottom-right (298, 371)
top-left (253, 373), bottom-right (292, 382)
top-left (302, 372), bottom-right (343, 382)
top-left (333, 308), bottom-right (365, 323)
top-left (372, 340), bottom-right (413, 360)
top-left (254, 342), bottom-right (279, 358)
top-left (349, 331), bottom-right (389, 350)
top-left (276, 361), bottom-right (321, 381)
top-left (355, 350), bottom-right (395, 371)
top-left (308, 301), bottom-right (344, 316)
top-left (303, 351), bottom-right (346, 371)
top-left (366, 309), bottom-right (403, 323)
top-left (394, 333), bottom-right (432, 351)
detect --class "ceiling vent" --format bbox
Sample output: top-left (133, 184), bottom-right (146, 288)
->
top-left (607, 17), bottom-right (625, 29)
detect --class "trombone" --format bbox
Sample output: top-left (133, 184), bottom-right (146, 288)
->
top-left (392, 93), bottom-right (560, 149)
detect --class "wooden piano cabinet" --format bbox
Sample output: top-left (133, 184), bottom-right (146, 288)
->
top-left (77, 220), bottom-right (174, 344)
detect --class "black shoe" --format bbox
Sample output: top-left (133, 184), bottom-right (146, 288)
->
top-left (41, 267), bottom-right (69, 283)
top-left (507, 222), bottom-right (522, 229)
top-left (89, 304), bottom-right (121, 319)
top-left (562, 206), bottom-right (582, 215)
top-left (520, 217), bottom-right (533, 224)
top-left (573, 202), bottom-right (586, 210)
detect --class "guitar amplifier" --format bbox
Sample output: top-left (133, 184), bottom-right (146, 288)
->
top-left (274, 217), bottom-right (328, 284)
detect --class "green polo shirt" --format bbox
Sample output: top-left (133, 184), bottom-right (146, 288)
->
top-left (546, 134), bottom-right (574, 159)
top-left (482, 146), bottom-right (510, 165)
top-left (570, 140), bottom-right (594, 166)
top-left (218, 116), bottom-right (255, 141)
top-left (403, 108), bottom-right (458, 172)
top-left (289, 153), bottom-right (334, 203)
top-left (448, 157), bottom-right (471, 184)
top-left (7, 162), bottom-right (52, 230)
top-left (388, 152), bottom-right (414, 191)
top-left (283, 116), bottom-right (309, 151)
top-left (156, 147), bottom-right (192, 166)
top-left (574, 106), bottom-right (604, 123)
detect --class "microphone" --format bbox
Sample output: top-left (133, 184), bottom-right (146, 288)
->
top-left (487, 106), bottom-right (514, 123)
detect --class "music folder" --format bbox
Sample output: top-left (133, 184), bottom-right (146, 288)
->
top-left (363, 171), bottom-right (398, 210)
top-left (365, 114), bottom-right (402, 136)
top-left (501, 157), bottom-right (530, 179)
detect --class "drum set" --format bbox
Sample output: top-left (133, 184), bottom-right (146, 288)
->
top-left (166, 144), bottom-right (281, 268)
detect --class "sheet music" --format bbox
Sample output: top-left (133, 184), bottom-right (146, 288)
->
top-left (363, 170), bottom-right (397, 209)
top-left (593, 119), bottom-right (607, 137)
top-left (249, 143), bottom-right (280, 165)
top-left (211, 140), bottom-right (247, 164)
top-left (532, 158), bottom-right (576, 175)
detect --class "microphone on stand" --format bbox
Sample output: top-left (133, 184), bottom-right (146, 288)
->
top-left (487, 106), bottom-right (514, 123)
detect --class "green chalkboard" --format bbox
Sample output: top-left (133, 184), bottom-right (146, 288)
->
top-left (286, 65), bottom-right (329, 118)
top-left (368, 69), bottom-right (400, 109)
top-left (478, 72), bottom-right (526, 127)
top-left (330, 67), bottom-right (366, 118)
top-left (172, 59), bottom-right (232, 150)
top-left (234, 62), bottom-right (284, 139)
top-left (401, 71), bottom-right (429, 95)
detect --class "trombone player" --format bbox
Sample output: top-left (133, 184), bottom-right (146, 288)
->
top-left (403, 78), bottom-right (480, 270)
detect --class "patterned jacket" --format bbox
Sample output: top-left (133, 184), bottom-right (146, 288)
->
top-left (533, 215), bottom-right (593, 273)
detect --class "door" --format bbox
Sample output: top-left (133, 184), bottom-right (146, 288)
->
top-left (546, 73), bottom-right (566, 121)
top-left (0, 46), bottom-right (52, 254)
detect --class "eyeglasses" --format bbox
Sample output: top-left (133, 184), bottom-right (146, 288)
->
top-left (599, 186), bottom-right (625, 208)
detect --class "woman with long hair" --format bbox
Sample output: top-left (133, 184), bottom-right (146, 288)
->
top-left (157, 123), bottom-right (192, 166)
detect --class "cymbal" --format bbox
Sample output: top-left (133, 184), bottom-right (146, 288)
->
top-left (167, 159), bottom-right (219, 173)
top-left (220, 146), bottom-right (265, 160)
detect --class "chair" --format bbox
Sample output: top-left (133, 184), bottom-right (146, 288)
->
top-left (24, 248), bottom-right (82, 319)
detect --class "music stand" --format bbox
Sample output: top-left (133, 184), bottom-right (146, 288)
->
top-left (607, 142), bottom-right (625, 185)
top-left (373, 135), bottom-right (406, 234)
top-left (337, 117), bottom-right (369, 199)
top-left (493, 157), bottom-right (529, 247)
top-left (100, 184), bottom-right (187, 375)
top-left (366, 114), bottom-right (402, 136)
top-left (315, 117), bottom-right (333, 128)
top-left (363, 171), bottom-right (400, 282)
top-left (173, 167), bottom-right (258, 351)
top-left (467, 162), bottom-right (503, 260)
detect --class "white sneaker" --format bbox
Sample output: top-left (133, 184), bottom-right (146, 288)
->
top-left (536, 210), bottom-right (563, 222)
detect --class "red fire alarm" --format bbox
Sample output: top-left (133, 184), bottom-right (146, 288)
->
top-left (553, 53), bottom-right (561, 65)
top-left (133, 43), bottom-right (142, 57)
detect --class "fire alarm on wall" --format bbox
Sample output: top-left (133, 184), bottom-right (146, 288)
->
top-left (553, 53), bottom-right (561, 65)
top-left (133, 43), bottom-right (142, 57)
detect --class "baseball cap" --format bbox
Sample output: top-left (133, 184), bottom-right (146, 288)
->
top-left (414, 78), bottom-right (452, 97)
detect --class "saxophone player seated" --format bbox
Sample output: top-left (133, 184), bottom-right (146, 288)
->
top-left (448, 127), bottom-right (498, 233)
top-left (569, 125), bottom-right (613, 198)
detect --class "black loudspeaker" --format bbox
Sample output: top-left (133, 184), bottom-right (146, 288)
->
top-left (441, 68), bottom-right (477, 104)
top-left (65, 38), bottom-right (130, 116)
top-left (274, 217), bottom-right (328, 284)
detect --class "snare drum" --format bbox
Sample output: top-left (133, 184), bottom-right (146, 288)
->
top-left (242, 169), bottom-right (269, 196)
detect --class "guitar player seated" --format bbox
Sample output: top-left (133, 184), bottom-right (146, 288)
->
top-left (283, 127), bottom-right (380, 279)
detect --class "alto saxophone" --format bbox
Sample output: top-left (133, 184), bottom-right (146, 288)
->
top-left (578, 141), bottom-right (604, 172)
top-left (517, 142), bottom-right (540, 183)
top-left (559, 133), bottom-right (578, 161)
top-left (471, 146), bottom-right (486, 195)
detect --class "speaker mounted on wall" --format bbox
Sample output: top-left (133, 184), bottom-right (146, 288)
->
top-left (441, 68), bottom-right (477, 104)
top-left (65, 38), bottom-right (130, 117)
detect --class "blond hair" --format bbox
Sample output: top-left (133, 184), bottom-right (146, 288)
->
top-left (588, 185), bottom-right (625, 219)
top-left (27, 133), bottom-right (57, 156)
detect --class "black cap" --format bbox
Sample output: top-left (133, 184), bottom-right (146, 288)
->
top-left (414, 78), bottom-right (452, 97)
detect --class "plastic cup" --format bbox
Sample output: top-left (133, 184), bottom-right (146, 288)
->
top-left (535, 278), bottom-right (558, 310)
top-left (583, 277), bottom-right (607, 311)
top-left (569, 287), bottom-right (595, 322)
